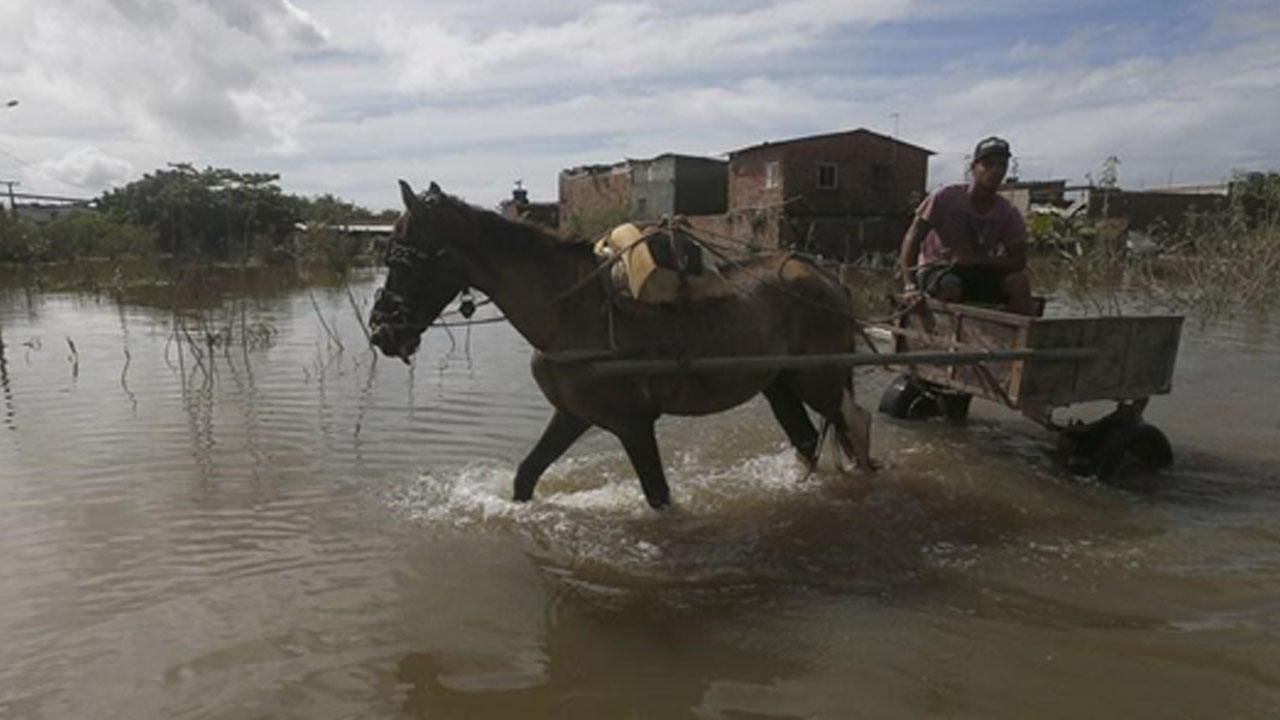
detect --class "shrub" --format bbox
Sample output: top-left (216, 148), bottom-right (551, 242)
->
top-left (0, 211), bottom-right (156, 263)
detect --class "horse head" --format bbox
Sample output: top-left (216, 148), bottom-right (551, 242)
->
top-left (368, 180), bottom-right (470, 363)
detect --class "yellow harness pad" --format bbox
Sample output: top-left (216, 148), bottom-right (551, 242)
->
top-left (593, 222), bottom-right (732, 304)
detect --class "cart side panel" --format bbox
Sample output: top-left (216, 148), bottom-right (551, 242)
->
top-left (899, 305), bottom-right (1024, 403)
top-left (1074, 318), bottom-right (1131, 398)
top-left (894, 303), bottom-right (1183, 409)
top-left (1123, 316), bottom-right (1183, 395)
top-left (1022, 315), bottom-right (1183, 405)
top-left (1020, 319), bottom-right (1084, 405)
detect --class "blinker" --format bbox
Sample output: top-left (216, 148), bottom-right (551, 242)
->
top-left (459, 288), bottom-right (476, 319)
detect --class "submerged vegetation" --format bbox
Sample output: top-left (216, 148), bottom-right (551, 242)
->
top-left (0, 210), bottom-right (155, 263)
top-left (1033, 171), bottom-right (1280, 317)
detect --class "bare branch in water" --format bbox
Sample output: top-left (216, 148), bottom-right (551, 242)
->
top-left (121, 347), bottom-right (137, 413)
top-left (65, 335), bottom-right (79, 379)
top-left (345, 285), bottom-right (373, 347)
top-left (308, 289), bottom-right (345, 352)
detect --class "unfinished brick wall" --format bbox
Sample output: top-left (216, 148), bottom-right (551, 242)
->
top-left (558, 164), bottom-right (633, 237)
top-left (686, 210), bottom-right (785, 256)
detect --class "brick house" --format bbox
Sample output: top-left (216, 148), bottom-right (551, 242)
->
top-left (714, 128), bottom-right (933, 259)
top-left (557, 128), bottom-right (932, 258)
top-left (558, 154), bottom-right (728, 238)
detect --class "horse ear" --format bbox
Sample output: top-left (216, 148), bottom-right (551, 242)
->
top-left (399, 179), bottom-right (430, 216)
top-left (399, 180), bottom-right (417, 209)
top-left (428, 181), bottom-right (442, 196)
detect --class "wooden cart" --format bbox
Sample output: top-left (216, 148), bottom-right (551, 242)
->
top-left (879, 298), bottom-right (1184, 486)
top-left (570, 297), bottom-right (1184, 488)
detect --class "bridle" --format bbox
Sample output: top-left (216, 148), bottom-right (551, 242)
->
top-left (372, 228), bottom-right (449, 329)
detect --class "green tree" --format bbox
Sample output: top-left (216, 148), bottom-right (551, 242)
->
top-left (298, 193), bottom-right (399, 225)
top-left (299, 193), bottom-right (363, 225)
top-left (1099, 155), bottom-right (1121, 189)
top-left (98, 163), bottom-right (301, 258)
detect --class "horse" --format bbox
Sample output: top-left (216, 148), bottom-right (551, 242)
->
top-left (369, 181), bottom-right (875, 509)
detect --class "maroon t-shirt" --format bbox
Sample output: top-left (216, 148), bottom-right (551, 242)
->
top-left (915, 184), bottom-right (1027, 269)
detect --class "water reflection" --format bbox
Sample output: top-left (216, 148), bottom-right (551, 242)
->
top-left (0, 321), bottom-right (14, 432)
top-left (395, 579), bottom-right (811, 720)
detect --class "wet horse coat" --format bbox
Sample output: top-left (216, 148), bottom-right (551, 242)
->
top-left (369, 181), bottom-right (874, 508)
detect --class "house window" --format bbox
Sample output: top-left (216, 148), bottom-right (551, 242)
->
top-left (635, 197), bottom-right (648, 216)
top-left (816, 163), bottom-right (839, 190)
top-left (764, 161), bottom-right (780, 189)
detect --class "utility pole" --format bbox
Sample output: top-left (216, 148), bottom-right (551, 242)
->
top-left (0, 180), bottom-right (17, 215)
top-left (2, 100), bottom-right (18, 216)
top-left (890, 112), bottom-right (900, 165)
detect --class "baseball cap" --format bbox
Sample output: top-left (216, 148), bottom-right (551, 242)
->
top-left (973, 136), bottom-right (1011, 163)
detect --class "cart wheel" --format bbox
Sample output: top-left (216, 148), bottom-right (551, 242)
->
top-left (1057, 433), bottom-right (1095, 476)
top-left (878, 375), bottom-right (938, 420)
top-left (1094, 423), bottom-right (1173, 490)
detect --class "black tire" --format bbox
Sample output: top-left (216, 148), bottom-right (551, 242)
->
top-left (1095, 423), bottom-right (1173, 490)
top-left (878, 375), bottom-right (938, 420)
top-left (938, 393), bottom-right (972, 421)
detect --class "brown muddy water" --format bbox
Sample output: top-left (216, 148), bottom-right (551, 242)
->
top-left (1, 265), bottom-right (1279, 719)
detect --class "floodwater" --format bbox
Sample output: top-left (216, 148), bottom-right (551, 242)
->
top-left (1, 264), bottom-right (1279, 719)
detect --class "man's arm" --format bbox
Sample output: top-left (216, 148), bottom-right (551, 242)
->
top-left (990, 208), bottom-right (1029, 271)
top-left (898, 216), bottom-right (931, 291)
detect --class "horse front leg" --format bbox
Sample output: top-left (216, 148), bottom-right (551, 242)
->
top-left (763, 377), bottom-right (819, 468)
top-left (616, 421), bottom-right (671, 510)
top-left (514, 410), bottom-right (591, 502)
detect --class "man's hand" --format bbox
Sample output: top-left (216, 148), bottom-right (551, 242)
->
top-left (898, 281), bottom-right (923, 306)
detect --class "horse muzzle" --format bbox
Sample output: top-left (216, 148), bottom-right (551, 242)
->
top-left (369, 323), bottom-right (421, 364)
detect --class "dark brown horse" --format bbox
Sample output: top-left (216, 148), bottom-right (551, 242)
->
top-left (369, 181), bottom-right (874, 509)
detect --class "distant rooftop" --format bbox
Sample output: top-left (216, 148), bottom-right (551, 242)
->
top-left (561, 152), bottom-right (725, 177)
top-left (728, 128), bottom-right (935, 157)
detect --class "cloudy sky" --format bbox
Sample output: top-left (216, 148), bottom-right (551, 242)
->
top-left (0, 0), bottom-right (1276, 210)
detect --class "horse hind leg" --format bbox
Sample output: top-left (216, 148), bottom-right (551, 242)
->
top-left (794, 371), bottom-right (876, 472)
top-left (837, 386), bottom-right (876, 471)
top-left (514, 410), bottom-right (591, 502)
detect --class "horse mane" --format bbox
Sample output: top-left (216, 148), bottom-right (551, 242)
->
top-left (443, 193), bottom-right (595, 260)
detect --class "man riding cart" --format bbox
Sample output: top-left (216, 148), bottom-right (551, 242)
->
top-left (898, 136), bottom-right (1034, 316)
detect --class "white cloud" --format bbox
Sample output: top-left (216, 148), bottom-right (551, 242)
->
top-left (36, 148), bottom-right (135, 190)
top-left (371, 0), bottom-right (913, 94)
top-left (0, 0), bottom-right (326, 152)
top-left (912, 29), bottom-right (1280, 188)
top-left (0, 0), bottom-right (1278, 209)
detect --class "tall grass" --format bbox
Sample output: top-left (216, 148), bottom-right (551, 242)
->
top-left (1032, 176), bottom-right (1280, 318)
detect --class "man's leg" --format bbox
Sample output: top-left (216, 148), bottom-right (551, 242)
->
top-left (1001, 270), bottom-right (1034, 315)
top-left (920, 266), bottom-right (965, 302)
